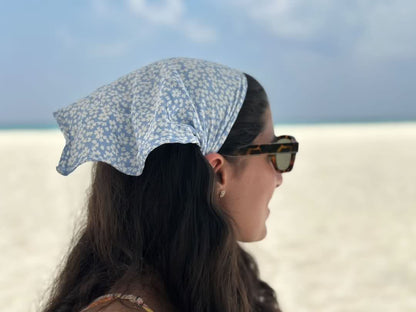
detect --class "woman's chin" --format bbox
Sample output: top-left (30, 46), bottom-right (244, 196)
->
top-left (238, 226), bottom-right (267, 243)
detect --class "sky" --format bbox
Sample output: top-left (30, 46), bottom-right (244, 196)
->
top-left (1, 0), bottom-right (416, 126)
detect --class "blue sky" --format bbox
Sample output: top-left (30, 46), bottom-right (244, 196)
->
top-left (1, 0), bottom-right (415, 126)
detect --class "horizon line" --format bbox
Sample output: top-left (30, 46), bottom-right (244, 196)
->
top-left (1, 118), bottom-right (416, 130)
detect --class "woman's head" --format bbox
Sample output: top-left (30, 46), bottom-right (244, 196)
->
top-left (45, 62), bottom-right (283, 312)
top-left (86, 72), bottom-right (279, 309)
top-left (85, 73), bottom-right (275, 266)
top-left (53, 58), bottom-right (284, 243)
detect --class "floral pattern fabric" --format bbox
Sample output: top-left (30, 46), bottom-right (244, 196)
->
top-left (54, 57), bottom-right (247, 176)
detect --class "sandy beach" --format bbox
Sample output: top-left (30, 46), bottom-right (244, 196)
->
top-left (1, 122), bottom-right (415, 312)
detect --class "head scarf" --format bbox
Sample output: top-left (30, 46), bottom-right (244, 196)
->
top-left (54, 57), bottom-right (248, 176)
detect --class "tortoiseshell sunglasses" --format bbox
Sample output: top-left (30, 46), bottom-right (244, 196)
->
top-left (223, 135), bottom-right (299, 172)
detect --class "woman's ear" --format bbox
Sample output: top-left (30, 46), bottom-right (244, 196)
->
top-left (205, 153), bottom-right (227, 186)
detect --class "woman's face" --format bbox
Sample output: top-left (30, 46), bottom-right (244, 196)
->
top-left (221, 107), bottom-right (282, 242)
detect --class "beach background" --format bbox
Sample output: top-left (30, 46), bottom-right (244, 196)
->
top-left (1, 122), bottom-right (415, 312)
top-left (2, 2), bottom-right (416, 311)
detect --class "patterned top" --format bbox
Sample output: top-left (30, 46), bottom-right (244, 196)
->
top-left (80, 293), bottom-right (154, 312)
top-left (54, 57), bottom-right (247, 176)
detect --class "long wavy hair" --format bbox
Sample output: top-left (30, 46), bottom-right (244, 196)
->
top-left (42, 74), bottom-right (281, 312)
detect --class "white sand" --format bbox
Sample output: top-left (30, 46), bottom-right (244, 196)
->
top-left (1, 123), bottom-right (415, 312)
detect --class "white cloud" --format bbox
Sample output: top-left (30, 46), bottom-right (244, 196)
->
top-left (128, 0), bottom-right (184, 26)
top-left (228, 0), bottom-right (416, 59)
top-left (63, 0), bottom-right (218, 59)
top-left (126, 0), bottom-right (217, 43)
top-left (229, 0), bottom-right (333, 39)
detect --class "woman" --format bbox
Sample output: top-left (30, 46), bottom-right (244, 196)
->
top-left (43, 58), bottom-right (298, 312)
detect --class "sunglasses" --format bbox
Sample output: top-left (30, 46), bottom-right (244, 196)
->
top-left (223, 135), bottom-right (299, 172)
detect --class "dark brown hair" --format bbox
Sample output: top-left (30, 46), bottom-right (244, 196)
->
top-left (42, 74), bottom-right (281, 312)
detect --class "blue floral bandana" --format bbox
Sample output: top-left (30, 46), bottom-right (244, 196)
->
top-left (54, 57), bottom-right (248, 176)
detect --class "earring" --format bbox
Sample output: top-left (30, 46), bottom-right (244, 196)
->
top-left (219, 190), bottom-right (226, 198)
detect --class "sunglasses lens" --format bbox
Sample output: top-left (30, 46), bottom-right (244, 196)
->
top-left (274, 137), bottom-right (293, 172)
top-left (274, 153), bottom-right (291, 171)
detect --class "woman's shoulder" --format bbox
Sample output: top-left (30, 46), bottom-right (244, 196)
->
top-left (80, 269), bottom-right (179, 312)
top-left (81, 274), bottom-right (178, 312)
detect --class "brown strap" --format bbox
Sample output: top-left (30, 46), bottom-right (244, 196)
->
top-left (80, 293), bottom-right (154, 312)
